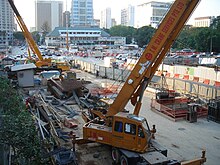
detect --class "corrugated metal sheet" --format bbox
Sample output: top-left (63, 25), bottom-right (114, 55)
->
top-left (11, 63), bottom-right (36, 71)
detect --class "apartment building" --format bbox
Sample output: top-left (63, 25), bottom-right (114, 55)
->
top-left (0, 0), bottom-right (15, 51)
top-left (121, 5), bottom-right (135, 27)
top-left (100, 8), bottom-right (112, 29)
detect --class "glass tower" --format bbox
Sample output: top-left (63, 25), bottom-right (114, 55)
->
top-left (70, 0), bottom-right (94, 27)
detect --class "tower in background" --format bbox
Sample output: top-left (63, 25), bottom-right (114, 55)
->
top-left (35, 0), bottom-right (63, 32)
top-left (0, 0), bottom-right (15, 50)
top-left (121, 5), bottom-right (135, 27)
top-left (63, 11), bottom-right (71, 27)
top-left (100, 7), bottom-right (112, 29)
top-left (70, 0), bottom-right (94, 27)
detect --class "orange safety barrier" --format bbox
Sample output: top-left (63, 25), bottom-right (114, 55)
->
top-left (193, 76), bottom-right (199, 82)
top-left (203, 79), bottom-right (210, 85)
top-left (183, 75), bottom-right (189, 80)
top-left (151, 98), bottom-right (208, 122)
top-left (174, 74), bottom-right (180, 78)
top-left (215, 81), bottom-right (220, 87)
top-left (165, 72), bottom-right (170, 77)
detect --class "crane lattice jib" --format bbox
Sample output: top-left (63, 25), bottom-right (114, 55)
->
top-left (107, 0), bottom-right (201, 117)
top-left (8, 0), bottom-right (44, 61)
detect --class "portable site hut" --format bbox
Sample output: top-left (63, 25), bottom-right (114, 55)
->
top-left (11, 63), bottom-right (36, 87)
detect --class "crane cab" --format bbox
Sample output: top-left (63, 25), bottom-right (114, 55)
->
top-left (112, 112), bottom-right (152, 153)
top-left (83, 112), bottom-right (152, 153)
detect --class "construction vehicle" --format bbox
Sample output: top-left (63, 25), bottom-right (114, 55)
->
top-left (8, 0), bottom-right (70, 72)
top-left (80, 0), bottom-right (206, 165)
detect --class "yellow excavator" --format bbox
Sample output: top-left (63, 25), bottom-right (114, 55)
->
top-left (81, 0), bottom-right (206, 165)
top-left (8, 0), bottom-right (70, 72)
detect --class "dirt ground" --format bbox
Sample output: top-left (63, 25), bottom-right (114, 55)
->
top-left (76, 143), bottom-right (112, 165)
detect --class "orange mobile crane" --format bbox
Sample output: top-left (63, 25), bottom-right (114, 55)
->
top-left (8, 0), bottom-right (70, 72)
top-left (81, 0), bottom-right (206, 165)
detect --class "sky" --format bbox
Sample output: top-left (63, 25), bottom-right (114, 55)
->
top-left (13, 0), bottom-right (220, 30)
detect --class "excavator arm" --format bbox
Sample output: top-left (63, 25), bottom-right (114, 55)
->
top-left (107, 0), bottom-right (201, 117)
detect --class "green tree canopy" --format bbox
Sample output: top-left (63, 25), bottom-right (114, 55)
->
top-left (0, 78), bottom-right (42, 164)
top-left (109, 25), bottom-right (137, 44)
top-left (174, 25), bottom-right (220, 53)
top-left (13, 31), bottom-right (25, 41)
top-left (134, 26), bottom-right (155, 48)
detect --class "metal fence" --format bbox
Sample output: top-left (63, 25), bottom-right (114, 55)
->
top-left (72, 59), bottom-right (220, 101)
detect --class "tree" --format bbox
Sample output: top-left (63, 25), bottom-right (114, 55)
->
top-left (41, 21), bottom-right (51, 33)
top-left (0, 78), bottom-right (42, 164)
top-left (210, 16), bottom-right (220, 53)
top-left (173, 26), bottom-right (220, 53)
top-left (41, 21), bottom-right (51, 44)
top-left (109, 25), bottom-right (137, 44)
top-left (134, 26), bottom-right (155, 47)
top-left (31, 31), bottom-right (41, 45)
top-left (13, 31), bottom-right (25, 41)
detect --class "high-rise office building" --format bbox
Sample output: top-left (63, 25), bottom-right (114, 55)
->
top-left (111, 18), bottom-right (116, 27)
top-left (63, 11), bottom-right (71, 27)
top-left (94, 19), bottom-right (100, 27)
top-left (35, 0), bottom-right (63, 32)
top-left (70, 0), bottom-right (94, 27)
top-left (121, 5), bottom-right (135, 27)
top-left (136, 1), bottom-right (172, 28)
top-left (0, 0), bottom-right (15, 50)
top-left (100, 8), bottom-right (112, 29)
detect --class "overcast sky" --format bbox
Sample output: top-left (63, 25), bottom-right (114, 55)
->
top-left (13, 0), bottom-right (220, 29)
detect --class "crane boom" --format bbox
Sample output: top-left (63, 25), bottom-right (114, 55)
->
top-left (68, 0), bottom-right (206, 164)
top-left (107, 0), bottom-right (201, 117)
top-left (8, 0), bottom-right (44, 61)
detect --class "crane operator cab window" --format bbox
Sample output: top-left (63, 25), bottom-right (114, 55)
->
top-left (138, 126), bottom-right (145, 138)
top-left (114, 121), bottom-right (123, 133)
top-left (125, 123), bottom-right (136, 135)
